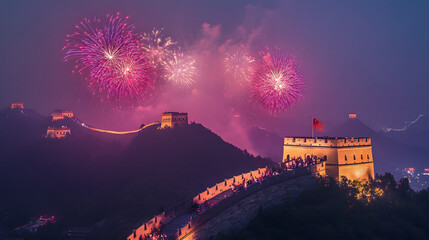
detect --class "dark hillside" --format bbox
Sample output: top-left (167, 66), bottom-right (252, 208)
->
top-left (0, 111), bottom-right (270, 239)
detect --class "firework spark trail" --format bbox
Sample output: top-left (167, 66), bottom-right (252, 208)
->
top-left (139, 28), bottom-right (176, 66)
top-left (64, 13), bottom-right (154, 103)
top-left (163, 51), bottom-right (197, 87)
top-left (251, 49), bottom-right (304, 114)
top-left (224, 49), bottom-right (256, 84)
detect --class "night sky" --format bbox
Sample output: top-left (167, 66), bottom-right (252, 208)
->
top-left (1, 0), bottom-right (428, 152)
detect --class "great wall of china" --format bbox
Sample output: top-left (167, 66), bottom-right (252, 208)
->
top-left (127, 161), bottom-right (325, 240)
top-left (9, 103), bottom-right (375, 239)
top-left (42, 109), bottom-right (188, 138)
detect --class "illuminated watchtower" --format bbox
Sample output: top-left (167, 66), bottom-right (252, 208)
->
top-left (46, 127), bottom-right (71, 139)
top-left (283, 137), bottom-right (374, 182)
top-left (161, 112), bottom-right (188, 128)
top-left (51, 110), bottom-right (74, 121)
top-left (11, 102), bottom-right (24, 110)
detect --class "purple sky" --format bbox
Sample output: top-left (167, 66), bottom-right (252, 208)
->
top-left (1, 0), bottom-right (428, 153)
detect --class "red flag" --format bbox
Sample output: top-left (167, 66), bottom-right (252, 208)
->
top-left (313, 118), bottom-right (324, 132)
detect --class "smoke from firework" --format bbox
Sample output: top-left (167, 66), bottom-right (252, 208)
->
top-left (224, 49), bottom-right (256, 85)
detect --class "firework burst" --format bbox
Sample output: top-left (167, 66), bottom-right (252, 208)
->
top-left (163, 51), bottom-right (197, 87)
top-left (224, 49), bottom-right (256, 84)
top-left (98, 54), bottom-right (153, 101)
top-left (251, 49), bottom-right (304, 114)
top-left (64, 13), bottom-right (154, 103)
top-left (139, 28), bottom-right (176, 66)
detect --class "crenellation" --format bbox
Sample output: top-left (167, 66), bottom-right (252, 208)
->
top-left (284, 137), bottom-right (371, 148)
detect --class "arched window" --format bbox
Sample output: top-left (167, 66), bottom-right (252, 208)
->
top-left (353, 155), bottom-right (356, 160)
top-left (287, 154), bottom-right (290, 161)
top-left (345, 155), bottom-right (347, 161)
top-left (367, 154), bottom-right (370, 159)
top-left (324, 155), bottom-right (327, 161)
top-left (361, 154), bottom-right (363, 159)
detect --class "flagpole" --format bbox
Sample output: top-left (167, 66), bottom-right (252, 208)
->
top-left (312, 117), bottom-right (314, 138)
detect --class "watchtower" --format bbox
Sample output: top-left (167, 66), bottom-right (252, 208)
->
top-left (11, 102), bottom-right (24, 110)
top-left (52, 110), bottom-right (74, 121)
top-left (161, 112), bottom-right (188, 128)
top-left (283, 137), bottom-right (374, 182)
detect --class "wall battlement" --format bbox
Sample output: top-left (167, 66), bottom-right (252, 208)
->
top-left (127, 166), bottom-right (273, 240)
top-left (127, 162), bottom-right (325, 240)
top-left (52, 110), bottom-right (74, 121)
top-left (284, 137), bottom-right (371, 147)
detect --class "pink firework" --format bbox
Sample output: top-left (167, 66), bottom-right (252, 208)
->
top-left (64, 13), bottom-right (154, 103)
top-left (139, 28), bottom-right (176, 66)
top-left (224, 49), bottom-right (256, 85)
top-left (251, 49), bottom-right (304, 114)
top-left (163, 50), bottom-right (197, 87)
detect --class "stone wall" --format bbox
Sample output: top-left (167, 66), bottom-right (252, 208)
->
top-left (180, 174), bottom-right (316, 240)
top-left (192, 168), bottom-right (268, 204)
top-left (127, 166), bottom-right (269, 240)
top-left (127, 200), bottom-right (191, 240)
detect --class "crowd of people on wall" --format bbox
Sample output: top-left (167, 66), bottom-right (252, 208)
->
top-left (191, 155), bottom-right (328, 214)
top-left (146, 228), bottom-right (167, 240)
top-left (284, 155), bottom-right (327, 169)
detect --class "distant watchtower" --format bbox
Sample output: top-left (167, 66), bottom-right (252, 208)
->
top-left (161, 112), bottom-right (188, 128)
top-left (11, 102), bottom-right (24, 110)
top-left (52, 110), bottom-right (73, 121)
top-left (349, 113), bottom-right (357, 119)
top-left (46, 127), bottom-right (71, 139)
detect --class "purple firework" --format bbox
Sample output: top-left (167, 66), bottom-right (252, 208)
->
top-left (64, 13), bottom-right (154, 103)
top-left (251, 49), bottom-right (304, 114)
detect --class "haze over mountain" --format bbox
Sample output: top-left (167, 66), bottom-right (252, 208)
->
top-left (327, 118), bottom-right (428, 172)
top-left (248, 126), bottom-right (283, 162)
